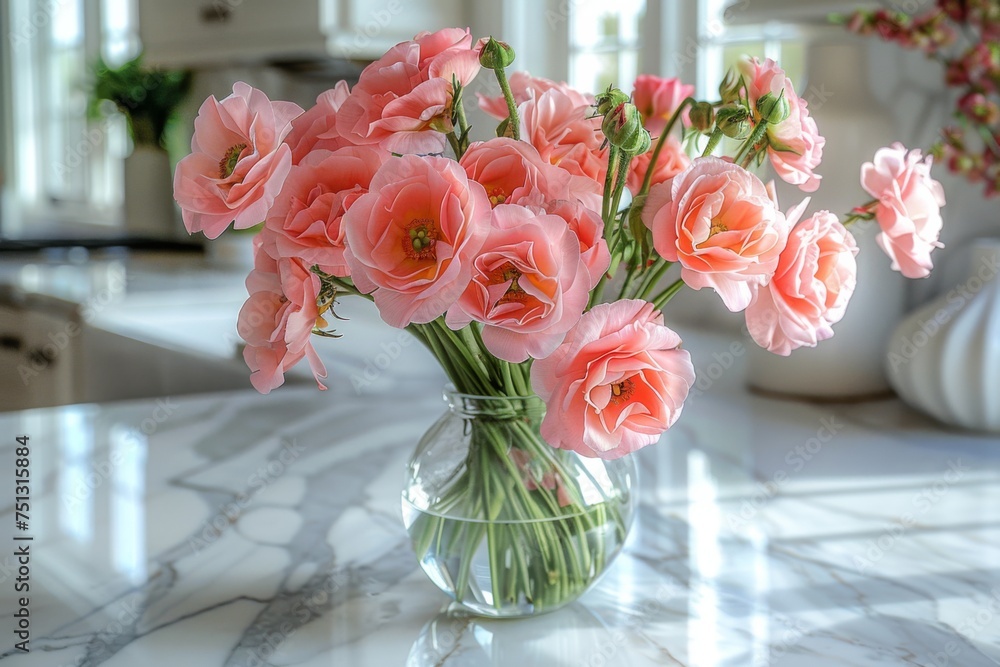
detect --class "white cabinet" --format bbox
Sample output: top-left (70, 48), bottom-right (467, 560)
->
top-left (0, 302), bottom-right (79, 411)
top-left (139, 0), bottom-right (470, 67)
top-left (138, 0), bottom-right (329, 67)
top-left (323, 0), bottom-right (468, 60)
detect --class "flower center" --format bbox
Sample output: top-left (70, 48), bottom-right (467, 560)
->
top-left (709, 218), bottom-right (728, 238)
top-left (487, 186), bottom-right (508, 207)
top-left (219, 143), bottom-right (247, 179)
top-left (404, 219), bottom-right (438, 261)
top-left (609, 377), bottom-right (636, 405)
top-left (491, 261), bottom-right (526, 305)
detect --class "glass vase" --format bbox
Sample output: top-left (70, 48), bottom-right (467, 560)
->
top-left (401, 389), bottom-right (637, 618)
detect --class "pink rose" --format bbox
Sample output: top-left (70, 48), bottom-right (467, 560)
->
top-left (477, 71), bottom-right (593, 120)
top-left (520, 88), bottom-right (608, 192)
top-left (544, 199), bottom-right (610, 287)
top-left (174, 82), bottom-right (302, 239)
top-left (459, 137), bottom-right (602, 212)
top-left (738, 57), bottom-right (825, 193)
top-left (265, 146), bottom-right (384, 277)
top-left (446, 204), bottom-right (591, 362)
top-left (531, 300), bottom-right (695, 460)
top-left (631, 74), bottom-right (694, 136)
top-left (283, 82), bottom-right (354, 165)
top-left (746, 211), bottom-right (859, 355)
top-left (627, 135), bottom-right (691, 193)
top-left (343, 154), bottom-right (491, 327)
top-left (335, 28), bottom-right (480, 155)
top-left (861, 143), bottom-right (946, 278)
top-left (238, 232), bottom-right (327, 394)
top-left (641, 157), bottom-right (789, 312)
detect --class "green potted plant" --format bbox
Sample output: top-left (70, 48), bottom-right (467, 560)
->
top-left (90, 55), bottom-right (191, 237)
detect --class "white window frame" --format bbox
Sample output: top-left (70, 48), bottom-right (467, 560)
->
top-left (469, 1), bottom-right (796, 99)
top-left (1, 0), bottom-right (137, 238)
top-left (468, 1), bottom-right (712, 94)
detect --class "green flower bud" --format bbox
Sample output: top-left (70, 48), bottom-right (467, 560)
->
top-left (756, 91), bottom-right (790, 124)
top-left (716, 104), bottom-right (751, 139)
top-left (689, 102), bottom-right (716, 134)
top-left (719, 67), bottom-right (742, 105)
top-left (602, 102), bottom-right (651, 155)
top-left (479, 37), bottom-right (516, 69)
top-left (595, 86), bottom-right (630, 117)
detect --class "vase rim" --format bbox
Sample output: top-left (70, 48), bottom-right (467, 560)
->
top-left (442, 385), bottom-right (545, 415)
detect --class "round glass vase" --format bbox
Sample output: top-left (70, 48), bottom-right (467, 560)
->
top-left (401, 390), bottom-right (637, 618)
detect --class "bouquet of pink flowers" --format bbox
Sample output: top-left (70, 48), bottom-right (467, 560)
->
top-left (173, 29), bottom-right (946, 614)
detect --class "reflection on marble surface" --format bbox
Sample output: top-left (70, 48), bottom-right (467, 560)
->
top-left (0, 324), bottom-right (999, 666)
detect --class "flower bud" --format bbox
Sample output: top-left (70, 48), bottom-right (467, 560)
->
top-left (719, 67), bottom-right (742, 104)
top-left (595, 86), bottom-right (630, 117)
top-left (602, 102), bottom-right (651, 155)
top-left (689, 102), bottom-right (715, 134)
top-left (716, 104), bottom-right (751, 139)
top-left (479, 37), bottom-right (516, 69)
top-left (756, 91), bottom-right (790, 124)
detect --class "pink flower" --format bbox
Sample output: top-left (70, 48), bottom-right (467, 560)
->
top-left (477, 71), bottom-right (593, 120)
top-left (861, 143), bottom-right (946, 278)
top-left (627, 135), bottom-right (691, 193)
top-left (746, 211), bottom-right (859, 355)
top-left (519, 88), bottom-right (608, 192)
top-left (238, 232), bottom-right (327, 394)
top-left (544, 199), bottom-right (610, 287)
top-left (459, 137), bottom-right (602, 212)
top-left (283, 82), bottom-right (354, 164)
top-left (641, 157), bottom-right (789, 312)
top-left (173, 82), bottom-right (302, 239)
top-left (446, 204), bottom-right (591, 362)
top-left (343, 154), bottom-right (491, 327)
top-left (335, 28), bottom-right (480, 154)
top-left (265, 146), bottom-right (384, 277)
top-left (738, 57), bottom-right (825, 193)
top-left (531, 300), bottom-right (695, 460)
top-left (631, 74), bottom-right (694, 136)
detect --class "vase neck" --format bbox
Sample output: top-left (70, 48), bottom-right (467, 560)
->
top-left (444, 389), bottom-right (544, 419)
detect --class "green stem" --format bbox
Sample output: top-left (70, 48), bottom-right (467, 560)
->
top-left (608, 155), bottom-right (632, 227)
top-left (639, 97), bottom-right (695, 197)
top-left (446, 130), bottom-right (463, 159)
top-left (587, 277), bottom-right (608, 309)
top-left (651, 278), bottom-right (685, 310)
top-left (635, 258), bottom-right (673, 301)
top-left (733, 120), bottom-right (769, 167)
top-left (602, 146), bottom-right (621, 223)
top-left (494, 66), bottom-right (520, 140)
top-left (456, 91), bottom-right (471, 140)
top-left (701, 128), bottom-right (723, 157)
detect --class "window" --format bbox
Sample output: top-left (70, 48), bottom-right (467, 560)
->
top-left (568, 0), bottom-right (646, 95)
top-left (3, 0), bottom-right (138, 235)
top-left (560, 0), bottom-right (806, 99)
top-left (700, 0), bottom-right (806, 93)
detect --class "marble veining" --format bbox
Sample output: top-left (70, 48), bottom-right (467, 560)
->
top-left (0, 315), bottom-right (999, 665)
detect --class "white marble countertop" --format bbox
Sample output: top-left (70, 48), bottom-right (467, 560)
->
top-left (0, 304), bottom-right (999, 665)
top-left (1, 251), bottom-right (999, 665)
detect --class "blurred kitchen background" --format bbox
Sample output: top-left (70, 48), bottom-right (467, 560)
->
top-left (0, 0), bottom-right (994, 414)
